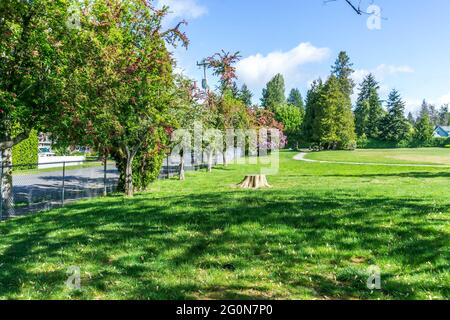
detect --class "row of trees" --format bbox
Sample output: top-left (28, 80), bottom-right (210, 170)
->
top-left (0, 0), bottom-right (286, 208)
top-left (247, 52), bottom-right (449, 150)
top-left (408, 102), bottom-right (449, 128)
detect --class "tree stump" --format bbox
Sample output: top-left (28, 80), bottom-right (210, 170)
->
top-left (238, 175), bottom-right (271, 189)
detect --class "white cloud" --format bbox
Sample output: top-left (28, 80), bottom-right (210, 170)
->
top-left (404, 93), bottom-right (450, 115)
top-left (353, 64), bottom-right (414, 84)
top-left (404, 98), bottom-right (423, 114)
top-left (236, 42), bottom-right (330, 91)
top-left (438, 92), bottom-right (450, 105)
top-left (158, 0), bottom-right (207, 19)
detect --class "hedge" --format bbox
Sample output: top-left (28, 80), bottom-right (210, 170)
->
top-left (12, 130), bottom-right (38, 170)
top-left (357, 137), bottom-right (450, 149)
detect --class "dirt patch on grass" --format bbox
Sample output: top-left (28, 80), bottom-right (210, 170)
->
top-left (387, 155), bottom-right (450, 165)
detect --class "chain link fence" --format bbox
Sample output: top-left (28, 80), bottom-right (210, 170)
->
top-left (0, 159), bottom-right (118, 220)
top-left (0, 148), bottom-right (242, 220)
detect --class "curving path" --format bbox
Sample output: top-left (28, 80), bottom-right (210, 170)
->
top-left (294, 152), bottom-right (450, 168)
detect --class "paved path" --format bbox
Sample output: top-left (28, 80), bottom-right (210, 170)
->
top-left (294, 152), bottom-right (450, 168)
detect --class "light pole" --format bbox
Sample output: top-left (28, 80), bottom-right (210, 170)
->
top-left (196, 59), bottom-right (209, 92)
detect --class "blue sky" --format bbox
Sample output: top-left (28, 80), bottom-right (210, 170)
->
top-left (159, 0), bottom-right (450, 113)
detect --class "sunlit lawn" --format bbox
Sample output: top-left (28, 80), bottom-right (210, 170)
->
top-left (305, 148), bottom-right (450, 165)
top-left (0, 150), bottom-right (449, 300)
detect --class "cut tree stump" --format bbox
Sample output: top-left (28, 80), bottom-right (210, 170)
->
top-left (237, 175), bottom-right (271, 189)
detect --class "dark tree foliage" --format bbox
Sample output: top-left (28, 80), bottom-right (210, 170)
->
top-left (354, 74), bottom-right (385, 138)
top-left (261, 73), bottom-right (286, 110)
top-left (302, 79), bottom-right (323, 143)
top-left (238, 84), bottom-right (253, 107)
top-left (287, 88), bottom-right (305, 111)
top-left (380, 89), bottom-right (410, 143)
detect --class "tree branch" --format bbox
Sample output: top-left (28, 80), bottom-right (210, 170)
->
top-left (0, 131), bottom-right (31, 149)
top-left (344, 0), bottom-right (363, 15)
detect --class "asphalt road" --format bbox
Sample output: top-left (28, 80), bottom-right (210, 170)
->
top-left (7, 166), bottom-right (119, 216)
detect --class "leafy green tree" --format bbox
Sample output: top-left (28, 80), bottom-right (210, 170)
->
top-left (354, 74), bottom-right (384, 138)
top-left (205, 50), bottom-right (250, 166)
top-left (0, 0), bottom-right (70, 215)
top-left (169, 75), bottom-right (207, 180)
top-left (238, 84), bottom-right (253, 107)
top-left (273, 104), bottom-right (303, 149)
top-left (314, 76), bottom-right (340, 148)
top-left (414, 104), bottom-right (434, 144)
top-left (354, 99), bottom-right (370, 138)
top-left (380, 90), bottom-right (410, 143)
top-left (302, 79), bottom-right (323, 143)
top-left (314, 76), bottom-right (356, 149)
top-left (261, 73), bottom-right (286, 110)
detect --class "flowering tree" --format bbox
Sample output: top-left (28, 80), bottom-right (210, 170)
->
top-left (205, 50), bottom-right (241, 92)
top-left (51, 0), bottom-right (188, 196)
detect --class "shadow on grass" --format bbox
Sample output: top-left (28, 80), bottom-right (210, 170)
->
top-left (0, 188), bottom-right (448, 299)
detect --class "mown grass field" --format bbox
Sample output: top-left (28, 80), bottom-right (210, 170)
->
top-left (305, 148), bottom-right (450, 165)
top-left (0, 150), bottom-right (449, 300)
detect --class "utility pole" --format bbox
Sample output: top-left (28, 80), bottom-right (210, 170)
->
top-left (197, 59), bottom-right (209, 92)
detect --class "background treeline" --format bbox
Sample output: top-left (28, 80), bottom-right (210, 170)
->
top-left (237, 51), bottom-right (450, 150)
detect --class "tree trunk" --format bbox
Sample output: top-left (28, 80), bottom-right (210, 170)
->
top-left (238, 175), bottom-right (271, 189)
top-left (179, 150), bottom-right (185, 180)
top-left (125, 150), bottom-right (134, 197)
top-left (1, 147), bottom-right (14, 218)
top-left (222, 148), bottom-right (227, 167)
top-left (207, 149), bottom-right (213, 172)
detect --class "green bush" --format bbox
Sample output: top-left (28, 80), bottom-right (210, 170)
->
top-left (444, 144), bottom-right (450, 149)
top-left (114, 128), bottom-right (169, 193)
top-left (12, 130), bottom-right (38, 170)
top-left (115, 151), bottom-right (165, 193)
top-left (357, 137), bottom-right (450, 149)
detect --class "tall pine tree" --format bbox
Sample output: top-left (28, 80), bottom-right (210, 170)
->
top-left (380, 89), bottom-right (410, 143)
top-left (407, 112), bottom-right (416, 125)
top-left (414, 103), bottom-right (434, 144)
top-left (331, 51), bottom-right (355, 96)
top-left (302, 79), bottom-right (323, 143)
top-left (313, 76), bottom-right (356, 149)
top-left (261, 73), bottom-right (286, 110)
top-left (354, 74), bottom-right (384, 138)
top-left (328, 51), bottom-right (357, 149)
top-left (438, 105), bottom-right (449, 126)
top-left (238, 84), bottom-right (253, 107)
top-left (287, 88), bottom-right (304, 109)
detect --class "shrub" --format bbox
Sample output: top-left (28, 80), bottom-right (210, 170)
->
top-left (357, 137), bottom-right (450, 149)
top-left (12, 130), bottom-right (38, 170)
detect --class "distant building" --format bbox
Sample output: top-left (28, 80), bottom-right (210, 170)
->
top-left (37, 133), bottom-right (93, 156)
top-left (38, 133), bottom-right (55, 156)
top-left (433, 126), bottom-right (450, 138)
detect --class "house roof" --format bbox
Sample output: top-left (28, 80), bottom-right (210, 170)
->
top-left (434, 126), bottom-right (450, 137)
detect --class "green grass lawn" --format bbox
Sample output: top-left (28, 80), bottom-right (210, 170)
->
top-left (0, 150), bottom-right (449, 300)
top-left (305, 148), bottom-right (450, 165)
